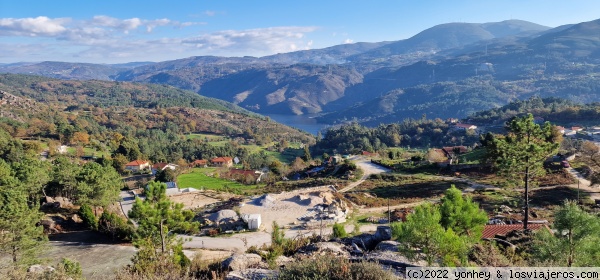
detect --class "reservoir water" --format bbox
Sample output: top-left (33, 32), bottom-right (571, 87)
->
top-left (265, 114), bottom-right (330, 136)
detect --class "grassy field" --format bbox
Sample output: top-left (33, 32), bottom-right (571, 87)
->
top-left (458, 148), bottom-right (486, 164)
top-left (177, 167), bottom-right (260, 193)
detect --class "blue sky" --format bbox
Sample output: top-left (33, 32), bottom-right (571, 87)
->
top-left (1, 0), bottom-right (599, 64)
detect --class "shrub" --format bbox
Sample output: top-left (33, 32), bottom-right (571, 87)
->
top-left (278, 255), bottom-right (396, 280)
top-left (78, 204), bottom-right (98, 230)
top-left (59, 258), bottom-right (82, 279)
top-left (332, 223), bottom-right (347, 238)
top-left (98, 212), bottom-right (134, 241)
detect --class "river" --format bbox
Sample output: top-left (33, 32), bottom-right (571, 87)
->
top-left (265, 114), bottom-right (330, 136)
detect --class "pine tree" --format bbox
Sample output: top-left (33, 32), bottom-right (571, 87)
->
top-left (0, 187), bottom-right (47, 266)
top-left (487, 114), bottom-right (559, 229)
top-left (440, 185), bottom-right (487, 239)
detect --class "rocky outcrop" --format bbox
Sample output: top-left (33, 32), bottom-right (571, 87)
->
top-left (222, 253), bottom-right (264, 271)
top-left (303, 242), bottom-right (350, 258)
top-left (225, 269), bottom-right (279, 280)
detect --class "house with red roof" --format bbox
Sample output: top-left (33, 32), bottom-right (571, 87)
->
top-left (211, 157), bottom-right (233, 167)
top-left (125, 160), bottom-right (150, 172)
top-left (190, 159), bottom-right (208, 168)
top-left (228, 169), bottom-right (264, 183)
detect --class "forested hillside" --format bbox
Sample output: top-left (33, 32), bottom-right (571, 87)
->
top-left (0, 74), bottom-right (315, 166)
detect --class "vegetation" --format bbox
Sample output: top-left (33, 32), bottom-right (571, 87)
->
top-left (128, 181), bottom-right (199, 276)
top-left (440, 185), bottom-right (488, 240)
top-left (315, 119), bottom-right (479, 154)
top-left (530, 201), bottom-right (600, 266)
top-left (485, 114), bottom-right (560, 228)
top-left (392, 203), bottom-right (468, 266)
top-left (278, 254), bottom-right (396, 280)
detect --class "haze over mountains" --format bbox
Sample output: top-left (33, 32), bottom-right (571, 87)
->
top-left (3, 18), bottom-right (600, 125)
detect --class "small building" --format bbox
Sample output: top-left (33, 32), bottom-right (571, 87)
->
top-left (165, 182), bottom-right (180, 196)
top-left (211, 157), bottom-right (233, 167)
top-left (454, 123), bottom-right (477, 130)
top-left (152, 162), bottom-right (178, 175)
top-left (571, 126), bottom-right (583, 132)
top-left (190, 159), bottom-right (208, 168)
top-left (242, 214), bottom-right (261, 230)
top-left (555, 126), bottom-right (566, 134)
top-left (125, 160), bottom-right (151, 172)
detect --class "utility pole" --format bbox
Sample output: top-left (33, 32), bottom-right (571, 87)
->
top-left (387, 198), bottom-right (390, 224)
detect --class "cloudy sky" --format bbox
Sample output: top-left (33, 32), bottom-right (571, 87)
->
top-left (1, 0), bottom-right (600, 64)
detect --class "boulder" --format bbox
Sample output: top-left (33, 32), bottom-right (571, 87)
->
top-left (374, 226), bottom-right (392, 241)
top-left (374, 240), bottom-right (400, 252)
top-left (222, 253), bottom-right (263, 271)
top-left (54, 197), bottom-right (74, 208)
top-left (226, 269), bottom-right (279, 280)
top-left (70, 214), bottom-right (83, 224)
top-left (304, 242), bottom-right (349, 257)
top-left (274, 255), bottom-right (293, 267)
top-left (365, 251), bottom-right (427, 269)
top-left (28, 264), bottom-right (55, 274)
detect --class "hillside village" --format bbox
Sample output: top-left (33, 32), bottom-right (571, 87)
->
top-left (4, 6), bottom-right (600, 279)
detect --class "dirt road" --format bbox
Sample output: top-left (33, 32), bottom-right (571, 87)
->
top-left (339, 156), bottom-right (390, 192)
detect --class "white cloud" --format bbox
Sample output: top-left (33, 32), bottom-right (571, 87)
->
top-left (0, 16), bottom-right (70, 37)
top-left (204, 10), bottom-right (217, 16)
top-left (343, 38), bottom-right (354, 44)
top-left (0, 15), bottom-right (319, 63)
top-left (183, 26), bottom-right (318, 54)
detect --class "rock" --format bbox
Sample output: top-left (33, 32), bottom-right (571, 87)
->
top-left (351, 233), bottom-right (378, 250)
top-left (54, 197), bottom-right (74, 208)
top-left (274, 255), bottom-right (293, 267)
top-left (40, 218), bottom-right (56, 229)
top-left (28, 264), bottom-right (55, 274)
top-left (375, 226), bottom-right (392, 241)
top-left (226, 269), bottom-right (279, 280)
top-left (305, 242), bottom-right (350, 257)
top-left (365, 251), bottom-right (427, 268)
top-left (222, 253), bottom-right (263, 271)
top-left (71, 214), bottom-right (83, 223)
top-left (351, 242), bottom-right (363, 255)
top-left (374, 240), bottom-right (400, 252)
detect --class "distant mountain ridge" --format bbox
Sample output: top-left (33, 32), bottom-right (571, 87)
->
top-left (5, 18), bottom-right (600, 127)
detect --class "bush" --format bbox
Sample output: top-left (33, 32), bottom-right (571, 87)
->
top-left (78, 204), bottom-right (98, 230)
top-left (278, 255), bottom-right (396, 280)
top-left (98, 212), bottom-right (134, 241)
top-left (59, 258), bottom-right (82, 279)
top-left (332, 223), bottom-right (347, 238)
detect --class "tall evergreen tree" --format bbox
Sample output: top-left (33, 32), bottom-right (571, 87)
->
top-left (0, 187), bottom-right (46, 266)
top-left (487, 114), bottom-right (559, 229)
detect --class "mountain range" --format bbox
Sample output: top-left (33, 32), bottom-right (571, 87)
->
top-left (3, 18), bottom-right (600, 126)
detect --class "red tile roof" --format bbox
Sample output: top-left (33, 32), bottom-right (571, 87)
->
top-left (482, 224), bottom-right (548, 239)
top-left (152, 162), bottom-right (168, 170)
top-left (211, 157), bottom-right (233, 163)
top-left (190, 159), bottom-right (208, 166)
top-left (126, 160), bottom-right (149, 166)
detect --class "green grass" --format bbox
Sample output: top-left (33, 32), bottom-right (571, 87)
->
top-left (458, 148), bottom-right (486, 164)
top-left (177, 168), bottom-right (259, 192)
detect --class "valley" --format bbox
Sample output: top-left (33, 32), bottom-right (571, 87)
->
top-left (3, 9), bottom-right (600, 280)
